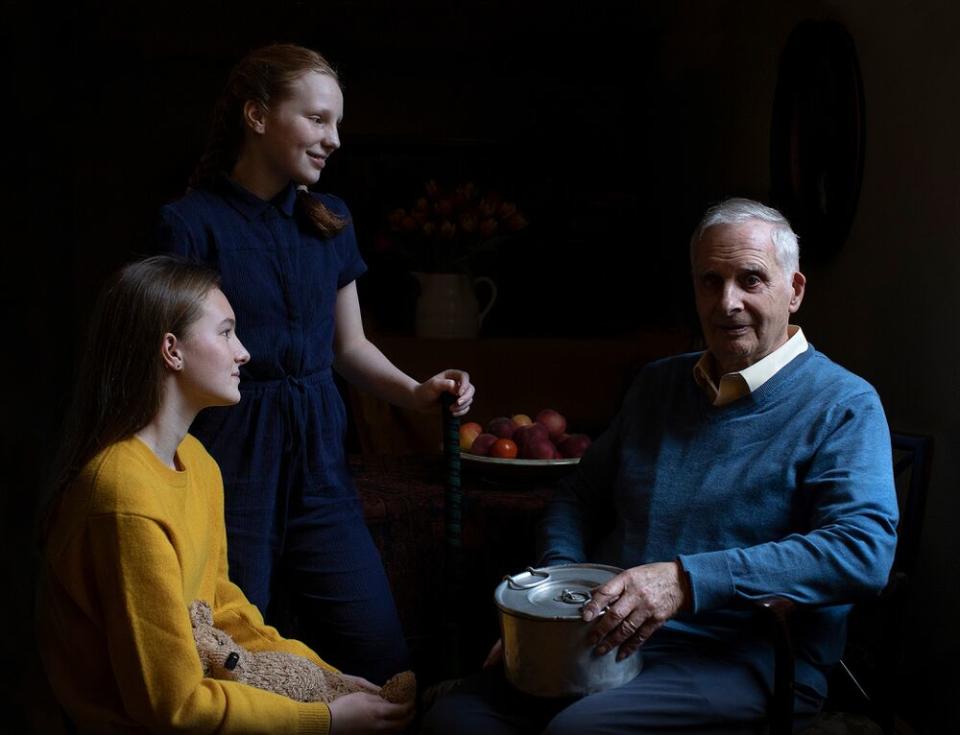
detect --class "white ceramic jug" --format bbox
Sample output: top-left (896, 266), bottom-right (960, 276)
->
top-left (412, 272), bottom-right (498, 339)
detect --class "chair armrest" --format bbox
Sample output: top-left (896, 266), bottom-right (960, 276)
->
top-left (754, 597), bottom-right (797, 735)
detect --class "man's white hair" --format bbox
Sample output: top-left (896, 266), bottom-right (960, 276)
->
top-left (689, 198), bottom-right (800, 273)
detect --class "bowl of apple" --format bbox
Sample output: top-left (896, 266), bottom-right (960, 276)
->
top-left (458, 409), bottom-right (591, 479)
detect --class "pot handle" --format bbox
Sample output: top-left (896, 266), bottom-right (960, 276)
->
top-left (557, 588), bottom-right (592, 605)
top-left (504, 566), bottom-right (550, 590)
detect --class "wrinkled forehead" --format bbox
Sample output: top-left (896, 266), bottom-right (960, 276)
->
top-left (692, 221), bottom-right (778, 267)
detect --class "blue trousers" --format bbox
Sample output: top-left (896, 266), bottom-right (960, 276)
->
top-left (420, 630), bottom-right (822, 734)
top-left (196, 373), bottom-right (410, 684)
top-left (235, 493), bottom-right (410, 685)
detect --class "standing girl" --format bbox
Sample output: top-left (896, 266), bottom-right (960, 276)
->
top-left (156, 44), bottom-right (474, 683)
top-left (37, 255), bottom-right (413, 734)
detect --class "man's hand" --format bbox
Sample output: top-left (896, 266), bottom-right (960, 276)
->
top-left (582, 561), bottom-right (691, 661)
top-left (483, 638), bottom-right (503, 669)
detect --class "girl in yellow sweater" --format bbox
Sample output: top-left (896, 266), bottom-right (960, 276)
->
top-left (37, 255), bottom-right (413, 734)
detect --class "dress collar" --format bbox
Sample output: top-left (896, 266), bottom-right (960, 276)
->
top-left (216, 175), bottom-right (298, 220)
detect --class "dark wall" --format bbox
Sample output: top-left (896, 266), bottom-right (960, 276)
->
top-left (8, 0), bottom-right (706, 343)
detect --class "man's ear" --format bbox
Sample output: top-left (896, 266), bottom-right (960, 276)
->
top-left (242, 100), bottom-right (268, 135)
top-left (788, 271), bottom-right (806, 313)
top-left (161, 333), bottom-right (183, 371)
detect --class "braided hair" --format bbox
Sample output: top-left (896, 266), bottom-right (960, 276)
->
top-left (191, 43), bottom-right (346, 237)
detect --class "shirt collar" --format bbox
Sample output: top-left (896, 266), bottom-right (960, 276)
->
top-left (217, 176), bottom-right (298, 220)
top-left (693, 326), bottom-right (808, 406)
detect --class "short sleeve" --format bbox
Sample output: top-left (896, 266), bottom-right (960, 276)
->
top-left (315, 193), bottom-right (367, 288)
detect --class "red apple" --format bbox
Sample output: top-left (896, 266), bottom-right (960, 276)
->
top-left (511, 413), bottom-right (533, 427)
top-left (468, 433), bottom-right (498, 456)
top-left (535, 409), bottom-right (567, 439)
top-left (513, 423), bottom-right (549, 455)
top-left (490, 438), bottom-right (518, 459)
top-left (521, 438), bottom-right (556, 460)
top-left (558, 433), bottom-right (592, 458)
top-left (486, 417), bottom-right (518, 439)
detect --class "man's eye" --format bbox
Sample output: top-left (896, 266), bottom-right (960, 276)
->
top-left (743, 275), bottom-right (762, 288)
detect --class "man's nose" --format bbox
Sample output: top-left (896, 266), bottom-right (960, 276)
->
top-left (719, 282), bottom-right (743, 313)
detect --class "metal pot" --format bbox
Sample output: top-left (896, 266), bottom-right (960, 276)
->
top-left (494, 563), bottom-right (643, 698)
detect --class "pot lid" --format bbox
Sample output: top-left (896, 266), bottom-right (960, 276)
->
top-left (494, 563), bottom-right (622, 621)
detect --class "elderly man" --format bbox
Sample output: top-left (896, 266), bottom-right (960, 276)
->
top-left (421, 198), bottom-right (898, 734)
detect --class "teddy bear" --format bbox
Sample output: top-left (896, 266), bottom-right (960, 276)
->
top-left (189, 600), bottom-right (416, 704)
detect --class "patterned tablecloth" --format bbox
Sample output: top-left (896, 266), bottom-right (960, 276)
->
top-left (350, 454), bottom-right (562, 680)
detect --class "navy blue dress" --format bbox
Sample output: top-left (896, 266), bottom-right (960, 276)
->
top-left (156, 177), bottom-right (409, 682)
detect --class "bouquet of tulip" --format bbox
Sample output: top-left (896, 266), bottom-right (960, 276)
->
top-left (374, 179), bottom-right (529, 273)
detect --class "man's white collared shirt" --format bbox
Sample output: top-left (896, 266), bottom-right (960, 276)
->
top-left (693, 326), bottom-right (808, 406)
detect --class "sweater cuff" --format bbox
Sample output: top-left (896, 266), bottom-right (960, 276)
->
top-left (677, 550), bottom-right (736, 613)
top-left (297, 703), bottom-right (332, 735)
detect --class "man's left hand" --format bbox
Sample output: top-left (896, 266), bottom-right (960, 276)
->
top-left (581, 561), bottom-right (690, 661)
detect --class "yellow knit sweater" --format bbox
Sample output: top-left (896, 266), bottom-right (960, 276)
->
top-left (37, 435), bottom-right (335, 734)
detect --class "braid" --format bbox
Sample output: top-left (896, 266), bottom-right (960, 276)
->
top-left (296, 189), bottom-right (347, 237)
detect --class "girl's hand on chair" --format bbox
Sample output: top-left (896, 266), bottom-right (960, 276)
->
top-left (414, 369), bottom-right (475, 416)
top-left (328, 691), bottom-right (414, 734)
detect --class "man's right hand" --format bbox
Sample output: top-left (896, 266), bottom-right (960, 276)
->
top-left (483, 638), bottom-right (503, 669)
top-left (328, 691), bottom-right (414, 734)
top-left (581, 561), bottom-right (691, 661)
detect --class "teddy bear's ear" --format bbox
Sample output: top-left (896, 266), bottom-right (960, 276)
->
top-left (189, 599), bottom-right (214, 627)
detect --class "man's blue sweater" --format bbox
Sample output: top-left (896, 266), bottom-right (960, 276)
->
top-left (539, 345), bottom-right (899, 699)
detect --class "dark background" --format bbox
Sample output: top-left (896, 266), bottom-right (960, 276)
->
top-left (7, 0), bottom-right (705, 338)
top-left (3, 1), bottom-right (958, 732)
